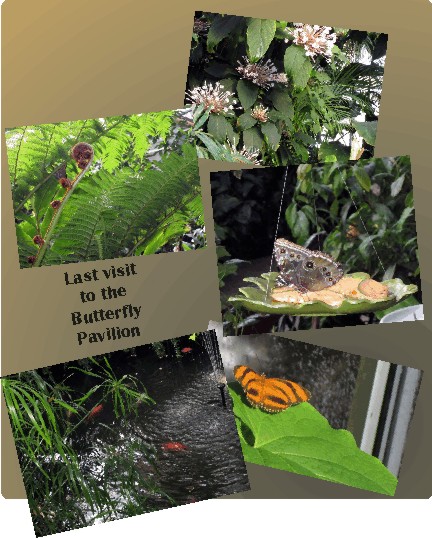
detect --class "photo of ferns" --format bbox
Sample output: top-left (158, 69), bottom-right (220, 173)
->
top-left (5, 109), bottom-right (205, 268)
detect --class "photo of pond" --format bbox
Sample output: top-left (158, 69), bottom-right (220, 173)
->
top-left (1, 330), bottom-right (250, 536)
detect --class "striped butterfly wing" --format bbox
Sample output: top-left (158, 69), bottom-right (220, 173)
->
top-left (234, 365), bottom-right (311, 413)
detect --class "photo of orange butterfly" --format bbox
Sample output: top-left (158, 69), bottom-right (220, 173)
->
top-left (234, 365), bottom-right (311, 413)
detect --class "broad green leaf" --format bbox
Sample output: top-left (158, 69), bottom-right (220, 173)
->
top-left (237, 112), bottom-right (258, 130)
top-left (353, 165), bottom-right (372, 192)
top-left (291, 141), bottom-right (310, 162)
top-left (291, 209), bottom-right (309, 244)
top-left (318, 142), bottom-right (350, 163)
top-left (269, 89), bottom-right (294, 117)
top-left (228, 272), bottom-right (418, 317)
top-left (246, 18), bottom-right (276, 61)
top-left (390, 174), bottom-right (405, 197)
top-left (352, 120), bottom-right (378, 146)
top-left (236, 79), bottom-right (259, 109)
top-left (260, 122), bottom-right (281, 149)
top-left (207, 15), bottom-right (243, 53)
top-left (285, 201), bottom-right (297, 229)
top-left (243, 127), bottom-right (264, 151)
top-left (207, 114), bottom-right (232, 143)
top-left (229, 385), bottom-right (397, 496)
top-left (283, 45), bottom-right (312, 89)
top-left (375, 294), bottom-right (419, 320)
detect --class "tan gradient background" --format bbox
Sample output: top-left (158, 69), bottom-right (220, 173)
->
top-left (1, 0), bottom-right (431, 498)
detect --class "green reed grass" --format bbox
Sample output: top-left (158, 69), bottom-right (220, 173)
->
top-left (1, 357), bottom-right (166, 536)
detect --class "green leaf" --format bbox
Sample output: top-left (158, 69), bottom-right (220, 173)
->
top-left (229, 385), bottom-right (397, 496)
top-left (195, 131), bottom-right (228, 160)
top-left (292, 209), bottom-right (309, 244)
top-left (260, 122), bottom-right (281, 149)
top-left (207, 114), bottom-right (232, 143)
top-left (237, 112), bottom-right (258, 130)
top-left (283, 45), bottom-right (312, 89)
top-left (352, 120), bottom-right (378, 146)
top-left (236, 79), bottom-right (259, 110)
top-left (318, 142), bottom-right (350, 163)
top-left (353, 165), bottom-right (372, 191)
top-left (268, 89), bottom-right (294, 118)
top-left (285, 201), bottom-right (297, 229)
top-left (243, 127), bottom-right (264, 151)
top-left (228, 272), bottom-right (418, 317)
top-left (246, 18), bottom-right (276, 61)
top-left (207, 15), bottom-right (243, 53)
top-left (390, 174), bottom-right (405, 197)
top-left (375, 294), bottom-right (419, 320)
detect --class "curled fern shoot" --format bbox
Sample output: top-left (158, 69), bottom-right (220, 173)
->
top-left (33, 143), bottom-right (94, 267)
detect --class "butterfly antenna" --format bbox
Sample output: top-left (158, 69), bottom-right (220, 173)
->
top-left (265, 165), bottom-right (290, 300)
top-left (253, 352), bottom-right (265, 375)
top-left (338, 167), bottom-right (386, 274)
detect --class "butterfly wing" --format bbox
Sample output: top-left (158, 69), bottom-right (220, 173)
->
top-left (273, 238), bottom-right (343, 292)
top-left (234, 365), bottom-right (311, 413)
top-left (234, 365), bottom-right (266, 408)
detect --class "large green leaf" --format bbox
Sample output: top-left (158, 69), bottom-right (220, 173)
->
top-left (268, 89), bottom-right (294, 118)
top-left (260, 122), bottom-right (281, 149)
top-left (246, 18), bottom-right (276, 61)
top-left (229, 384), bottom-right (397, 496)
top-left (243, 126), bottom-right (264, 151)
top-left (228, 272), bottom-right (418, 316)
top-left (236, 79), bottom-right (259, 110)
top-left (353, 165), bottom-right (372, 191)
top-left (207, 114), bottom-right (232, 142)
top-left (352, 120), bottom-right (378, 146)
top-left (283, 45), bottom-right (312, 89)
top-left (207, 15), bottom-right (243, 53)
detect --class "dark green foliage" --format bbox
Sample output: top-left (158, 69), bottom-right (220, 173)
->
top-left (2, 359), bottom-right (156, 536)
top-left (187, 13), bottom-right (386, 165)
top-left (5, 112), bottom-right (205, 268)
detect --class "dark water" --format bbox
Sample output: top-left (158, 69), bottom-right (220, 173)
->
top-left (73, 347), bottom-right (249, 522)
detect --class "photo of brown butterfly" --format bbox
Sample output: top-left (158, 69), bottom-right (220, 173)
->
top-left (273, 238), bottom-right (344, 293)
top-left (234, 365), bottom-right (311, 413)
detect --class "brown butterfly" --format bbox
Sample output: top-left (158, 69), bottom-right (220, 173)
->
top-left (234, 365), bottom-right (311, 413)
top-left (273, 238), bottom-right (343, 293)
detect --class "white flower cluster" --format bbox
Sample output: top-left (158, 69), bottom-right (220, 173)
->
top-left (236, 57), bottom-right (288, 90)
top-left (288, 23), bottom-right (337, 60)
top-left (251, 104), bottom-right (269, 123)
top-left (185, 82), bottom-right (238, 115)
top-left (225, 140), bottom-right (261, 165)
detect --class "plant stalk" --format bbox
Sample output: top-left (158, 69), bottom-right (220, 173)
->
top-left (33, 155), bottom-right (94, 267)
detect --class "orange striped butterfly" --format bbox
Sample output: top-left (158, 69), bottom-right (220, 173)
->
top-left (234, 365), bottom-right (311, 413)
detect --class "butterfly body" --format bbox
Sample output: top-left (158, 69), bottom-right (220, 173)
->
top-left (273, 238), bottom-right (343, 293)
top-left (234, 365), bottom-right (311, 413)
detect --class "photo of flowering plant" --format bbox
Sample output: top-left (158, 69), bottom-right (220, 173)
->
top-left (185, 12), bottom-right (387, 166)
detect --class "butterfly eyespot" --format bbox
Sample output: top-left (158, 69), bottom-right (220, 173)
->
top-left (290, 253), bottom-right (295, 258)
top-left (305, 261), bottom-right (314, 269)
top-left (328, 277), bottom-right (333, 282)
top-left (296, 254), bottom-right (301, 259)
top-left (326, 271), bottom-right (331, 276)
top-left (280, 248), bottom-right (286, 254)
top-left (321, 267), bottom-right (327, 272)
